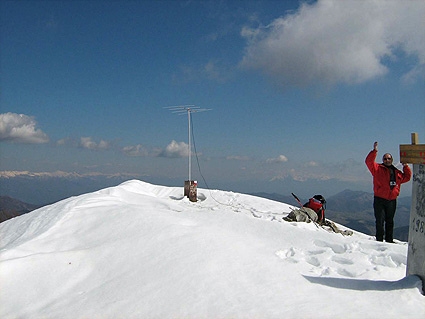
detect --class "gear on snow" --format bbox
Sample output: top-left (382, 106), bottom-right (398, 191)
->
top-left (284, 193), bottom-right (353, 236)
top-left (284, 207), bottom-right (318, 223)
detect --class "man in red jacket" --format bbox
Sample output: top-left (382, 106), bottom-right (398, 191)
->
top-left (365, 142), bottom-right (411, 242)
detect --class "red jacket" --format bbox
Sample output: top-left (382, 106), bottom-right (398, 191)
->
top-left (365, 150), bottom-right (411, 200)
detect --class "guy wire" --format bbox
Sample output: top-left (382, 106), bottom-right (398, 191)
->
top-left (190, 112), bottom-right (237, 208)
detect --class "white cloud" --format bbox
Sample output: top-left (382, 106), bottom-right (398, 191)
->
top-left (56, 137), bottom-right (79, 148)
top-left (306, 161), bottom-right (318, 167)
top-left (56, 138), bottom-right (67, 146)
top-left (227, 155), bottom-right (250, 161)
top-left (57, 137), bottom-right (113, 151)
top-left (160, 140), bottom-right (189, 158)
top-left (266, 155), bottom-right (288, 163)
top-left (0, 112), bottom-right (49, 144)
top-left (79, 137), bottom-right (110, 150)
top-left (122, 144), bottom-right (149, 157)
top-left (240, 0), bottom-right (425, 88)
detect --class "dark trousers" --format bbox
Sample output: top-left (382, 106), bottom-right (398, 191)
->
top-left (373, 196), bottom-right (397, 242)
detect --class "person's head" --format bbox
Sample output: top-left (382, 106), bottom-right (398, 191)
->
top-left (382, 153), bottom-right (393, 166)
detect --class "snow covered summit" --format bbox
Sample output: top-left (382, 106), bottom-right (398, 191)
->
top-left (0, 180), bottom-right (423, 318)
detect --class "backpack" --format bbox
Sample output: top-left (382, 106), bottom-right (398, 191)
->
top-left (284, 207), bottom-right (318, 223)
top-left (304, 195), bottom-right (326, 222)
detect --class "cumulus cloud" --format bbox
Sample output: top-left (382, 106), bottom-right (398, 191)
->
top-left (240, 0), bottom-right (425, 88)
top-left (0, 112), bottom-right (49, 144)
top-left (57, 137), bottom-right (80, 147)
top-left (266, 155), bottom-right (288, 163)
top-left (79, 137), bottom-right (110, 150)
top-left (57, 137), bottom-right (112, 151)
top-left (122, 144), bottom-right (149, 157)
top-left (159, 140), bottom-right (189, 158)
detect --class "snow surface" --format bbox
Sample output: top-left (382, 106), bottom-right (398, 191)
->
top-left (0, 180), bottom-right (423, 319)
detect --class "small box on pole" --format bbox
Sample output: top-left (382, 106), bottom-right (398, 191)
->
top-left (184, 180), bottom-right (197, 202)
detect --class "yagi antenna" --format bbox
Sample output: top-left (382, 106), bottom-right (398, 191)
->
top-left (165, 105), bottom-right (211, 198)
top-left (165, 105), bottom-right (211, 115)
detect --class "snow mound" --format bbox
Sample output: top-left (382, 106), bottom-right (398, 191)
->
top-left (0, 180), bottom-right (423, 319)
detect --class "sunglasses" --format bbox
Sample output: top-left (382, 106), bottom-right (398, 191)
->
top-left (383, 157), bottom-right (392, 160)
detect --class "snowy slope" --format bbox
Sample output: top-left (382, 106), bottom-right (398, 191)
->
top-left (0, 180), bottom-right (423, 319)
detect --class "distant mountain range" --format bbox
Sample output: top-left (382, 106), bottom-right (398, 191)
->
top-left (0, 171), bottom-right (146, 205)
top-left (251, 189), bottom-right (411, 241)
top-left (0, 196), bottom-right (42, 223)
top-left (0, 172), bottom-right (412, 241)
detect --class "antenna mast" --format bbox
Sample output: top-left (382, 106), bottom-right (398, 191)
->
top-left (165, 105), bottom-right (211, 201)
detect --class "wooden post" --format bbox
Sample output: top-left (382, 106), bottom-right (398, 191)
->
top-left (400, 133), bottom-right (425, 294)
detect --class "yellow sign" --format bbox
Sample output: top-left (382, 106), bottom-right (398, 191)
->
top-left (400, 144), bottom-right (425, 164)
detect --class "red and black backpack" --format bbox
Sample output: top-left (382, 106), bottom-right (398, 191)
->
top-left (304, 195), bottom-right (326, 222)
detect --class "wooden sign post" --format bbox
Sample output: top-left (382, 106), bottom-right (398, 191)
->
top-left (401, 133), bottom-right (425, 294)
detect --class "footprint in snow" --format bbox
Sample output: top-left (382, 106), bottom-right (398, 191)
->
top-left (307, 249), bottom-right (327, 256)
top-left (314, 239), bottom-right (347, 254)
top-left (250, 209), bottom-right (262, 218)
top-left (306, 256), bottom-right (321, 267)
top-left (369, 254), bottom-right (405, 268)
top-left (336, 268), bottom-right (363, 278)
top-left (275, 247), bottom-right (299, 263)
top-left (331, 255), bottom-right (354, 265)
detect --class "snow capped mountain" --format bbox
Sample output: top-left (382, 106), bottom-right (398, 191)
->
top-left (0, 170), bottom-right (147, 204)
top-left (0, 180), bottom-right (423, 319)
top-left (0, 170), bottom-right (141, 179)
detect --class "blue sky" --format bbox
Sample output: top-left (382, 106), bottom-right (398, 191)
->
top-left (1, 0), bottom-right (424, 197)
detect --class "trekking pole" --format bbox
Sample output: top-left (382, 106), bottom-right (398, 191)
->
top-left (291, 193), bottom-right (304, 208)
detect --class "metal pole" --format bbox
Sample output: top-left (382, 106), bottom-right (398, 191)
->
top-left (164, 104), bottom-right (211, 196)
top-left (188, 108), bottom-right (191, 182)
